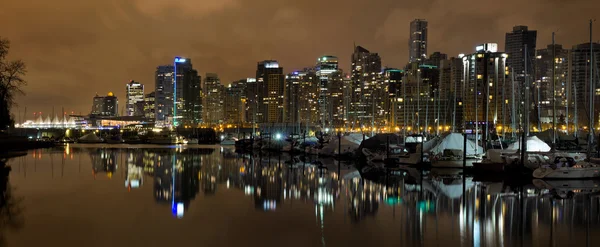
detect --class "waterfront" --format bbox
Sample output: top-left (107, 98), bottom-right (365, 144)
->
top-left (1, 145), bottom-right (600, 247)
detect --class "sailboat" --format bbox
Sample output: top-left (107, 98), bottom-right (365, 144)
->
top-left (533, 20), bottom-right (600, 179)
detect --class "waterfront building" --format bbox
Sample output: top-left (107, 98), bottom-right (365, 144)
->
top-left (154, 57), bottom-right (201, 127)
top-left (384, 68), bottom-right (404, 130)
top-left (243, 78), bottom-right (257, 125)
top-left (224, 79), bottom-right (246, 126)
top-left (91, 92), bottom-right (118, 117)
top-left (535, 44), bottom-right (570, 129)
top-left (350, 45), bottom-right (382, 128)
top-left (256, 60), bottom-right (285, 123)
top-left (425, 52), bottom-right (447, 68)
top-left (203, 73), bottom-right (224, 126)
top-left (402, 63), bottom-right (439, 134)
top-left (570, 42), bottom-right (600, 129)
top-left (284, 72), bottom-right (301, 125)
top-left (143, 91), bottom-right (155, 120)
top-left (461, 44), bottom-right (510, 142)
top-left (316, 56), bottom-right (339, 127)
top-left (125, 80), bottom-right (144, 116)
top-left (409, 19), bottom-right (428, 64)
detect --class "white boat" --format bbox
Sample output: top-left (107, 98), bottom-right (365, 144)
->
top-left (78, 133), bottom-right (104, 143)
top-left (429, 133), bottom-right (484, 168)
top-left (186, 138), bottom-right (199, 144)
top-left (221, 137), bottom-right (237, 145)
top-left (319, 134), bottom-right (362, 157)
top-left (148, 134), bottom-right (177, 144)
top-left (533, 161), bottom-right (600, 179)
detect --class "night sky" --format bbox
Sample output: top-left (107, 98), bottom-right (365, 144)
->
top-left (1, 0), bottom-right (599, 117)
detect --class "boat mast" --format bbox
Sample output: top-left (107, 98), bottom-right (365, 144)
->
top-left (525, 44), bottom-right (530, 137)
top-left (587, 19), bottom-right (594, 159)
top-left (552, 32), bottom-right (557, 146)
top-left (512, 68), bottom-right (517, 138)
top-left (475, 54), bottom-right (479, 154)
top-left (417, 68), bottom-right (421, 134)
top-left (452, 61), bottom-right (457, 133)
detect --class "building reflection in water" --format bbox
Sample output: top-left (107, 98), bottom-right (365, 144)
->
top-left (63, 147), bottom-right (600, 245)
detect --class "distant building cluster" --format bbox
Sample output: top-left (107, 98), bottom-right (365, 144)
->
top-left (71, 19), bottom-right (599, 134)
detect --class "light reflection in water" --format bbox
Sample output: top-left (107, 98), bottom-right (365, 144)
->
top-left (4, 146), bottom-right (600, 246)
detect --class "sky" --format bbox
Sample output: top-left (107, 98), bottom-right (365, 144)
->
top-left (1, 0), bottom-right (599, 118)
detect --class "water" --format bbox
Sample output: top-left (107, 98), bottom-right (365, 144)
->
top-left (1, 144), bottom-right (600, 247)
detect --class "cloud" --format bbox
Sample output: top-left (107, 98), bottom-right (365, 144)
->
top-left (1, 0), bottom-right (599, 116)
top-left (132, 0), bottom-right (239, 17)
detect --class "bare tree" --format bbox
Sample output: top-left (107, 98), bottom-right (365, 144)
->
top-left (0, 37), bottom-right (27, 131)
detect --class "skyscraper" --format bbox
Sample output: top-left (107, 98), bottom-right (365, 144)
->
top-left (297, 68), bottom-right (320, 126)
top-left (409, 19), bottom-right (428, 64)
top-left (203, 73), bottom-right (224, 125)
top-left (350, 45), bottom-right (382, 128)
top-left (154, 58), bottom-right (201, 126)
top-left (243, 78), bottom-right (257, 125)
top-left (125, 80), bottom-right (144, 116)
top-left (316, 56), bottom-right (339, 127)
top-left (256, 60), bottom-right (285, 123)
top-left (223, 80), bottom-right (246, 126)
top-left (383, 68), bottom-right (404, 129)
top-left (91, 92), bottom-right (118, 117)
top-left (505, 26), bottom-right (537, 84)
top-left (570, 42), bottom-right (600, 129)
top-left (462, 44), bottom-right (510, 142)
top-left (143, 91), bottom-right (155, 120)
top-left (284, 71), bottom-right (301, 125)
top-left (535, 44), bottom-right (569, 127)
top-left (425, 52), bottom-right (447, 68)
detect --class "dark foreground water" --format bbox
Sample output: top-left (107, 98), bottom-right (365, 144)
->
top-left (1, 144), bottom-right (600, 247)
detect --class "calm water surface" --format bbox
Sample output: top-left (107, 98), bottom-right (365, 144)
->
top-left (2, 144), bottom-right (600, 247)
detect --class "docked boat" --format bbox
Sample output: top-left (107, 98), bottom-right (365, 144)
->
top-left (429, 133), bottom-right (484, 168)
top-left (106, 135), bottom-right (124, 144)
top-left (185, 138), bottom-right (199, 144)
top-left (78, 133), bottom-right (104, 143)
top-left (123, 135), bottom-right (144, 144)
top-left (319, 133), bottom-right (362, 157)
top-left (148, 133), bottom-right (178, 144)
top-left (533, 161), bottom-right (600, 179)
top-left (220, 135), bottom-right (238, 145)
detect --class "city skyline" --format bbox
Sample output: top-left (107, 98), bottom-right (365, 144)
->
top-left (2, 0), bottom-right (599, 115)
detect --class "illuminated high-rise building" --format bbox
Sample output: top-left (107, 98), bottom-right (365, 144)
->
top-left (224, 79), bottom-right (246, 126)
top-left (505, 25), bottom-right (537, 118)
top-left (316, 56), bottom-right (339, 127)
top-left (383, 68), bottom-right (404, 130)
top-left (125, 80), bottom-right (144, 116)
top-left (155, 57), bottom-right (201, 126)
top-left (284, 71), bottom-right (301, 125)
top-left (243, 78), bottom-right (257, 125)
top-left (570, 42), bottom-right (600, 129)
top-left (143, 91), bottom-right (155, 120)
top-left (535, 44), bottom-right (570, 128)
top-left (297, 68), bottom-right (320, 126)
top-left (350, 45), bottom-right (381, 128)
top-left (409, 19), bottom-right (428, 63)
top-left (203, 73), bottom-right (224, 125)
top-left (256, 60), bottom-right (285, 123)
top-left (461, 44), bottom-right (510, 142)
top-left (91, 92), bottom-right (118, 117)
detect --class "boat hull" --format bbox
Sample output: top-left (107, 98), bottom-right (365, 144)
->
top-left (533, 166), bottom-right (600, 179)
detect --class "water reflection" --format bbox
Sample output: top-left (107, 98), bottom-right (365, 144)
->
top-left (4, 145), bottom-right (600, 246)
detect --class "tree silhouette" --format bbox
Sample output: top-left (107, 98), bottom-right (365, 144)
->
top-left (0, 37), bottom-right (27, 131)
top-left (0, 158), bottom-right (25, 247)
